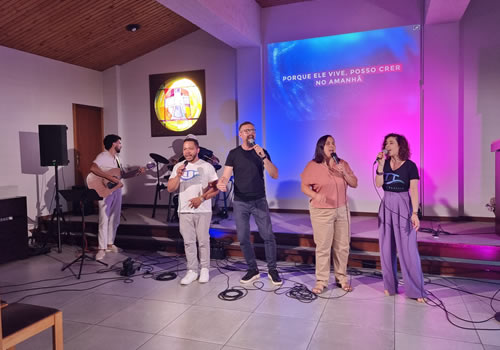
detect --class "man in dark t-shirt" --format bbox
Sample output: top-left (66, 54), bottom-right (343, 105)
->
top-left (217, 121), bottom-right (282, 285)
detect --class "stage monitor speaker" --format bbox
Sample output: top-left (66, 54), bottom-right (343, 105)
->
top-left (39, 125), bottom-right (69, 166)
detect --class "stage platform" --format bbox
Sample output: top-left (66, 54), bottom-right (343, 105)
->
top-left (46, 206), bottom-right (500, 280)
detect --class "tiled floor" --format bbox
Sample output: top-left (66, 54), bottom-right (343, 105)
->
top-left (1, 247), bottom-right (499, 350)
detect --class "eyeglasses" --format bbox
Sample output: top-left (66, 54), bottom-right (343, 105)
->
top-left (241, 128), bottom-right (256, 134)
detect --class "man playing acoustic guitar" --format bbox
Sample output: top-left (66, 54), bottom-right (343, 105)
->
top-left (89, 134), bottom-right (145, 261)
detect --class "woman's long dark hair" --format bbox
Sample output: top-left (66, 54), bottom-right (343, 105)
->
top-left (382, 133), bottom-right (411, 160)
top-left (313, 135), bottom-right (333, 163)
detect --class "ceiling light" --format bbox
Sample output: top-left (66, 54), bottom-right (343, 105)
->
top-left (125, 24), bottom-right (141, 32)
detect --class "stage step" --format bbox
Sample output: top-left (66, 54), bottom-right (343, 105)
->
top-left (42, 215), bottom-right (500, 280)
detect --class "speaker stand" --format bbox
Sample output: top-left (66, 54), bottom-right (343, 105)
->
top-left (151, 160), bottom-right (165, 218)
top-left (49, 165), bottom-right (64, 253)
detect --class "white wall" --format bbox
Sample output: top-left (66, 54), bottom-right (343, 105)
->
top-left (261, 0), bottom-right (421, 44)
top-left (419, 0), bottom-right (500, 219)
top-left (461, 0), bottom-right (500, 217)
top-left (236, 47), bottom-right (263, 145)
top-left (0, 46), bottom-right (103, 223)
top-left (422, 22), bottom-right (460, 217)
top-left (102, 66), bottom-right (121, 135)
top-left (103, 30), bottom-right (237, 205)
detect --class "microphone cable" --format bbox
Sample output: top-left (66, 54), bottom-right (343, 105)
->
top-left (372, 162), bottom-right (416, 225)
top-left (331, 154), bottom-right (354, 292)
top-left (214, 259), bottom-right (251, 301)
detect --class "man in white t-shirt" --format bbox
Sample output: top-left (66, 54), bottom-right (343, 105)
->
top-left (89, 134), bottom-right (144, 261)
top-left (167, 137), bottom-right (219, 284)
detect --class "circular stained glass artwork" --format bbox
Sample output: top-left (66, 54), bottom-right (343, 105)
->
top-left (153, 78), bottom-right (203, 132)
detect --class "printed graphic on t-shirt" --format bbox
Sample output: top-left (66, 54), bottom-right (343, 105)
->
top-left (384, 172), bottom-right (406, 191)
top-left (181, 169), bottom-right (200, 182)
top-left (384, 173), bottom-right (405, 185)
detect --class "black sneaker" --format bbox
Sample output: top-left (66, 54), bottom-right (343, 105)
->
top-left (268, 269), bottom-right (283, 286)
top-left (240, 269), bottom-right (260, 284)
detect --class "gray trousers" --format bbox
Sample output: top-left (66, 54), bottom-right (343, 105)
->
top-left (233, 198), bottom-right (277, 271)
top-left (179, 212), bottom-right (212, 271)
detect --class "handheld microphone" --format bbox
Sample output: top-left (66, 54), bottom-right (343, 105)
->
top-left (248, 137), bottom-right (256, 147)
top-left (331, 152), bottom-right (339, 164)
top-left (183, 160), bottom-right (188, 166)
top-left (374, 149), bottom-right (388, 164)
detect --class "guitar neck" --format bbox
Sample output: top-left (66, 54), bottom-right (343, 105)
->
top-left (121, 168), bottom-right (140, 179)
top-left (121, 163), bottom-right (153, 179)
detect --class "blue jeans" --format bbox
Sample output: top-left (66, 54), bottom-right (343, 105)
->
top-left (232, 197), bottom-right (277, 270)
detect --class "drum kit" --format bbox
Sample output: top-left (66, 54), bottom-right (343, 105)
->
top-left (149, 148), bottom-right (224, 222)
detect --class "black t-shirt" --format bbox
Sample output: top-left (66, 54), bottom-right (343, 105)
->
top-left (382, 159), bottom-right (419, 192)
top-left (225, 146), bottom-right (271, 201)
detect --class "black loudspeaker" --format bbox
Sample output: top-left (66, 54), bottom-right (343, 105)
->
top-left (38, 125), bottom-right (69, 166)
top-left (210, 238), bottom-right (227, 260)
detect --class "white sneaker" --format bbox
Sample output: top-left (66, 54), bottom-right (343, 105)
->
top-left (95, 250), bottom-right (105, 261)
top-left (106, 244), bottom-right (123, 253)
top-left (199, 268), bottom-right (210, 283)
top-left (180, 270), bottom-right (198, 285)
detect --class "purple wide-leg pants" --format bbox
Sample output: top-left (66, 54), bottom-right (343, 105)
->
top-left (378, 191), bottom-right (425, 298)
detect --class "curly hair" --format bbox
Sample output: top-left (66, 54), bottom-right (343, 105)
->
top-left (103, 134), bottom-right (121, 150)
top-left (382, 133), bottom-right (411, 160)
top-left (313, 135), bottom-right (334, 163)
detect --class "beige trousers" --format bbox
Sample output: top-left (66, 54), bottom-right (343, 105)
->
top-left (309, 204), bottom-right (351, 287)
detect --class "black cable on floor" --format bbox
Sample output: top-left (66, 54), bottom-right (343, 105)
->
top-left (0, 253), bottom-right (185, 303)
top-left (215, 259), bottom-right (249, 301)
top-left (424, 289), bottom-right (500, 331)
top-left (273, 282), bottom-right (317, 303)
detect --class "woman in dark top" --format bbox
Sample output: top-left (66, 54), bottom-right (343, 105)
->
top-left (375, 133), bottom-right (426, 302)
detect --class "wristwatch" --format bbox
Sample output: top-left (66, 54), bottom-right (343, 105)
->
top-left (199, 196), bottom-right (205, 202)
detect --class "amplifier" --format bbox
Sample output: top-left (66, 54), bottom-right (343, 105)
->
top-left (0, 197), bottom-right (28, 264)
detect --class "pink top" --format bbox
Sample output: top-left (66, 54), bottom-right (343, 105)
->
top-left (301, 160), bottom-right (354, 209)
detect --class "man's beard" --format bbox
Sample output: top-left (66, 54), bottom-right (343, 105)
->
top-left (246, 136), bottom-right (255, 146)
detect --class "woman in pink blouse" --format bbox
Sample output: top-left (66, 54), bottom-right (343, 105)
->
top-left (301, 135), bottom-right (358, 294)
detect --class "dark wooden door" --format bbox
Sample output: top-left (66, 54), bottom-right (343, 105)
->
top-left (73, 104), bottom-right (103, 186)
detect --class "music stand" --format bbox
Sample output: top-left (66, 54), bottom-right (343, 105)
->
top-left (59, 188), bottom-right (108, 279)
top-left (149, 153), bottom-right (170, 218)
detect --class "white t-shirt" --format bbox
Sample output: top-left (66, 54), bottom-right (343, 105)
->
top-left (172, 159), bottom-right (218, 213)
top-left (93, 151), bottom-right (120, 172)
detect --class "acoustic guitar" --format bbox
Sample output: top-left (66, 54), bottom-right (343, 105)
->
top-left (86, 162), bottom-right (155, 198)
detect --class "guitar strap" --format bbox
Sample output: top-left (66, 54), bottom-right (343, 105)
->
top-left (115, 156), bottom-right (123, 170)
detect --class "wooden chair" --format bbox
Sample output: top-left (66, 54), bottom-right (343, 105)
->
top-left (0, 299), bottom-right (63, 350)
